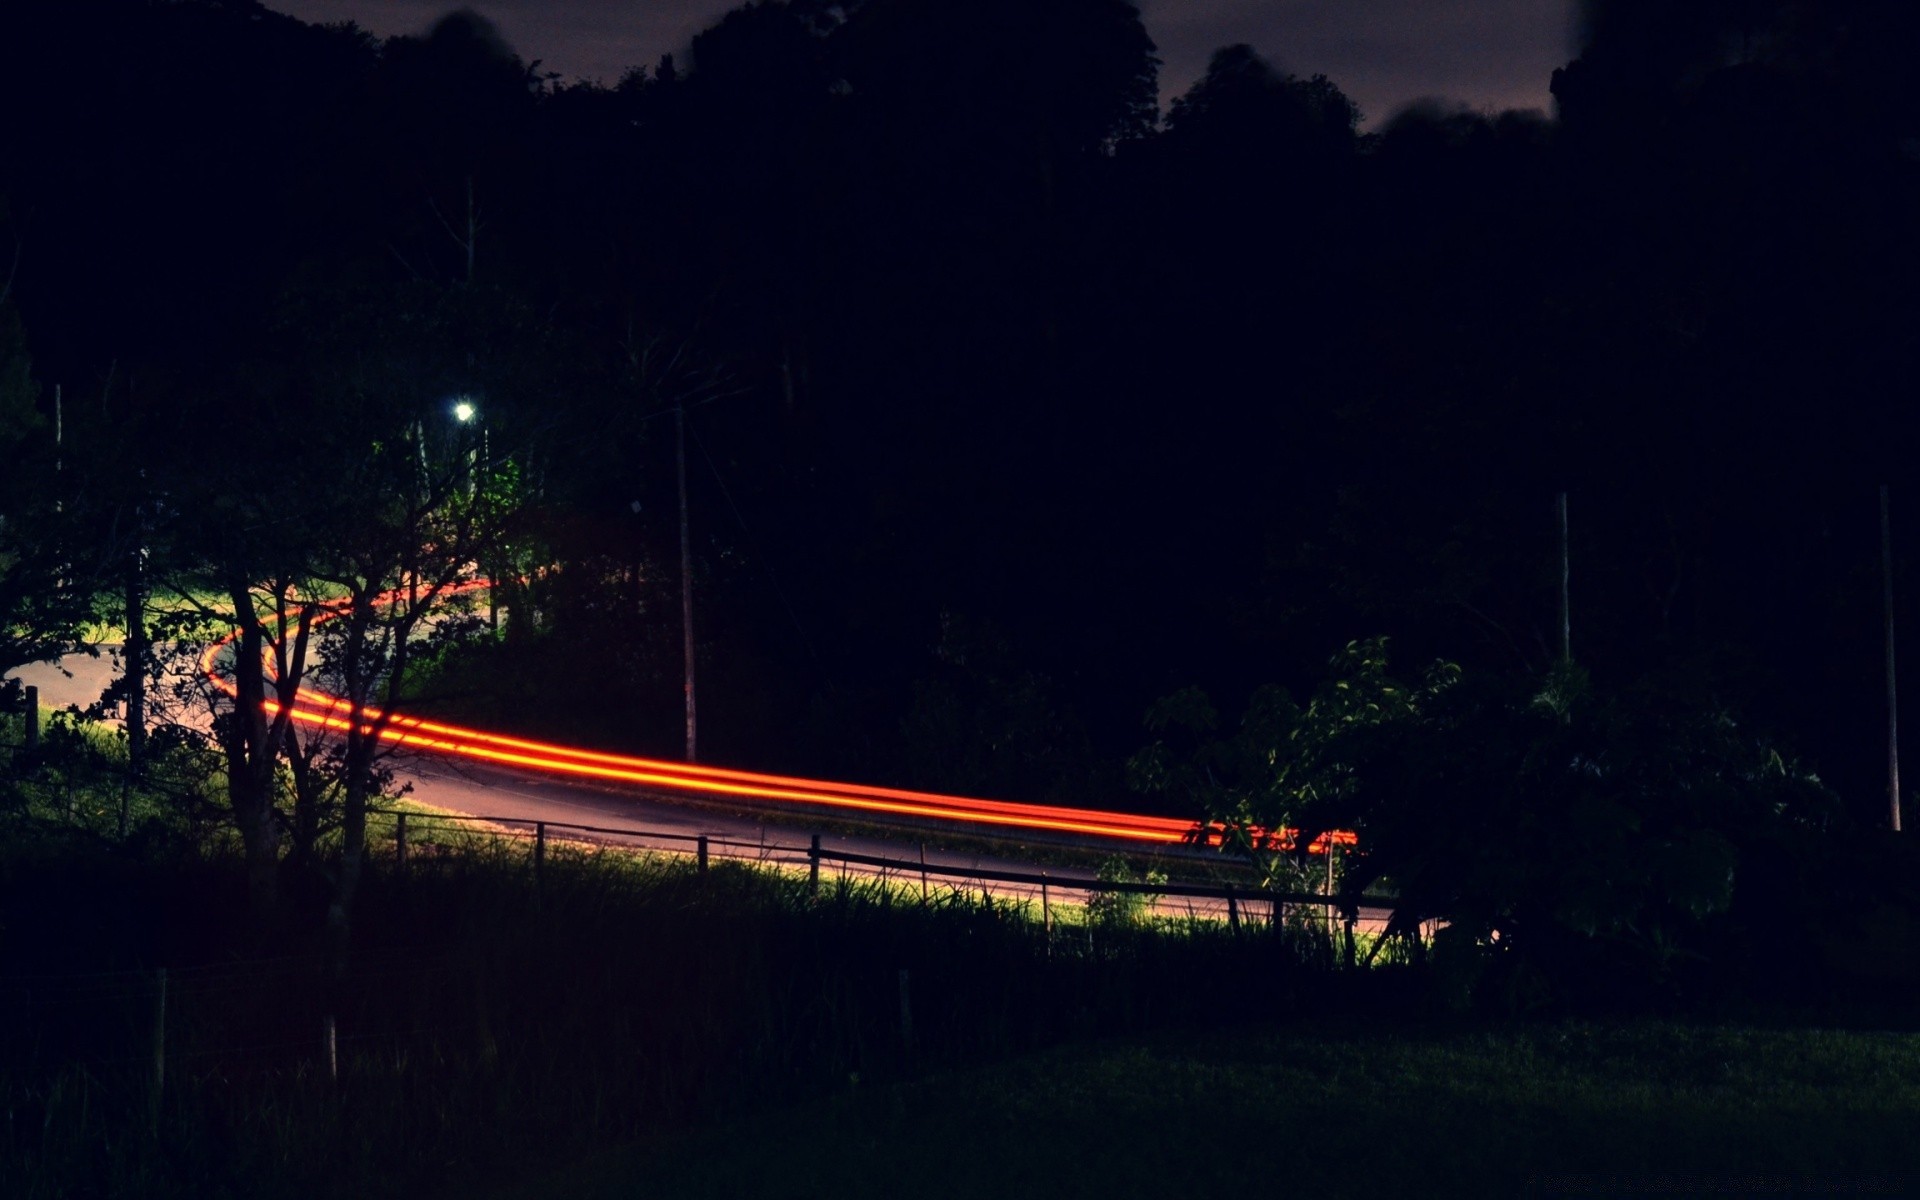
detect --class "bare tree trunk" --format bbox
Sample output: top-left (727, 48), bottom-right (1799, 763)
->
top-left (327, 596), bottom-right (378, 977)
top-left (224, 595), bottom-right (281, 913)
top-left (285, 729), bottom-right (324, 868)
top-left (327, 756), bottom-right (371, 976)
top-left (235, 802), bottom-right (282, 913)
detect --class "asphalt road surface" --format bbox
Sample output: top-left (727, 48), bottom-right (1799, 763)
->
top-left (8, 650), bottom-right (1374, 931)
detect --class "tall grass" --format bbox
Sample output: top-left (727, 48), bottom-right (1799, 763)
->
top-left (0, 794), bottom-right (1380, 1200)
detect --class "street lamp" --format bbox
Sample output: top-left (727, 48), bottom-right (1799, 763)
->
top-left (449, 397), bottom-right (489, 480)
top-left (451, 396), bottom-right (500, 631)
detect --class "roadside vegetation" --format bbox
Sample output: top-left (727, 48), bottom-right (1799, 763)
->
top-left (3, 2), bottom-right (1920, 1192)
top-left (8, 700), bottom-right (1920, 1198)
top-left (0, 707), bottom-right (1374, 1200)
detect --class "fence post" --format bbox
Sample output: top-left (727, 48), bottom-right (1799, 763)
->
top-left (323, 1013), bottom-right (338, 1083)
top-left (697, 834), bottom-right (709, 873)
top-left (1042, 876), bottom-right (1052, 956)
top-left (918, 843), bottom-right (929, 903)
top-left (809, 834), bottom-right (820, 893)
top-left (150, 967), bottom-right (166, 1134)
top-left (395, 813), bottom-right (409, 875)
top-left (1226, 885), bottom-right (1240, 932)
top-left (23, 685), bottom-right (38, 752)
top-left (1344, 913), bottom-right (1357, 970)
top-left (1325, 846), bottom-right (1335, 933)
top-left (534, 822), bottom-right (546, 888)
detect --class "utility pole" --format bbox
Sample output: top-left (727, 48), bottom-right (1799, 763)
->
top-left (1557, 491), bottom-right (1571, 663)
top-left (125, 537), bottom-right (147, 774)
top-left (53, 386), bottom-right (65, 595)
top-left (678, 397), bottom-right (697, 763)
top-left (1883, 484), bottom-right (1901, 832)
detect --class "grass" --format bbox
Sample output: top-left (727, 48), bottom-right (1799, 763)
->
top-left (0, 708), bottom-right (230, 854)
top-left (518, 1019), bottom-right (1920, 1199)
top-left (7, 706), bottom-right (1916, 1199)
top-left (76, 585), bottom-right (237, 644)
top-left (0, 774), bottom-right (1368, 1200)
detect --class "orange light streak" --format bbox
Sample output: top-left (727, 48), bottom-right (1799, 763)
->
top-left (202, 583), bottom-right (1355, 852)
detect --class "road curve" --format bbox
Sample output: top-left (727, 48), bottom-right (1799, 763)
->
top-left (7, 589), bottom-right (1362, 929)
top-left (190, 585), bottom-right (1352, 856)
top-left (8, 641), bottom-right (1380, 929)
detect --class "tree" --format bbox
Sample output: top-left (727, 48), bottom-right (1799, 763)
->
top-left (838, 0), bottom-right (1158, 164)
top-left (1143, 640), bottom-right (1842, 1006)
top-left (899, 610), bottom-right (1101, 803)
top-left (0, 293), bottom-right (96, 687)
top-left (146, 278), bottom-right (540, 924)
top-left (1128, 639), bottom-right (1435, 891)
top-left (276, 280), bottom-right (541, 963)
top-left (305, 448), bottom-right (498, 965)
top-left (162, 425), bottom-right (331, 913)
top-left (1162, 45), bottom-right (1359, 161)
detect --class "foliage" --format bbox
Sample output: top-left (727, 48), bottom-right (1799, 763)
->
top-left (1138, 642), bottom-right (1844, 1006)
top-left (1129, 638), bottom-right (1447, 888)
top-left (1083, 854), bottom-right (1167, 930)
top-left (3, 0), bottom-right (1914, 831)
top-left (0, 0), bottom-right (1912, 1020)
top-left (1163, 44), bottom-right (1360, 155)
top-left (0, 297), bottom-right (97, 680)
top-left (1319, 656), bottom-right (1838, 1003)
top-left (899, 611), bottom-right (1102, 803)
top-left (0, 807), bottom-right (1352, 1199)
top-left (0, 705), bottom-right (225, 852)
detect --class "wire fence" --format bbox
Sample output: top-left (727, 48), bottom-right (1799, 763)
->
top-left (0, 695), bottom-right (1435, 1176)
top-left (0, 678), bottom-right (1407, 945)
top-left (0, 678), bottom-right (1410, 943)
top-left (376, 805), bottom-right (1405, 943)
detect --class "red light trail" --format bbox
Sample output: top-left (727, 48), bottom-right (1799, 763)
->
top-left (202, 585), bottom-right (1355, 853)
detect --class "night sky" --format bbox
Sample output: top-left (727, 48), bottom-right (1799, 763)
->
top-left (267, 0), bottom-right (1577, 124)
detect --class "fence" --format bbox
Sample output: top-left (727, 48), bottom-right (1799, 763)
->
top-left (2, 694), bottom-right (1426, 1188)
top-left (376, 805), bottom-right (1403, 954)
top-left (3, 680), bottom-right (1405, 946)
top-left (0, 809), bottom-right (1404, 1115)
top-left (1, 680), bottom-right (1403, 947)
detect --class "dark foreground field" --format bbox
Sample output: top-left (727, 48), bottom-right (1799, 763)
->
top-left (538, 1021), bottom-right (1920, 1199)
top-left (0, 788), bottom-right (1375, 1199)
top-left (5, 725), bottom-right (1920, 1199)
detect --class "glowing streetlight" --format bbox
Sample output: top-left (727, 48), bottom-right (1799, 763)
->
top-left (449, 396), bottom-right (496, 628)
top-left (449, 397), bottom-right (486, 468)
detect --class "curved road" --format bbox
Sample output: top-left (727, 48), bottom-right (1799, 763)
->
top-left (8, 647), bottom-right (1364, 929)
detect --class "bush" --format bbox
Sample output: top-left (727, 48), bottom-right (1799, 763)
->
top-left (1085, 855), bottom-right (1168, 930)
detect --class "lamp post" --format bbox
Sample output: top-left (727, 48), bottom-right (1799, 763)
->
top-left (678, 396), bottom-right (696, 763)
top-left (452, 399), bottom-right (486, 491)
top-left (452, 398), bottom-right (498, 630)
